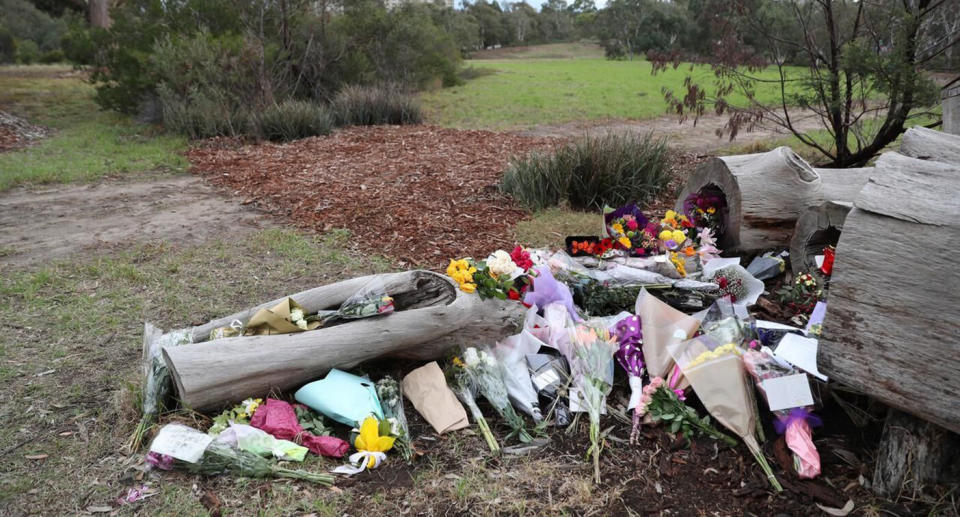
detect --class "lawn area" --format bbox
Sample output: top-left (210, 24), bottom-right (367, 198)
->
top-left (0, 66), bottom-right (187, 191)
top-left (422, 57), bottom-right (805, 129)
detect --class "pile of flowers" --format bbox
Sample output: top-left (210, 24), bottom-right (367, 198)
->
top-left (446, 246), bottom-right (535, 300)
top-left (777, 272), bottom-right (824, 316)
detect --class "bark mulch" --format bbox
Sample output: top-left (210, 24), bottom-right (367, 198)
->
top-left (188, 125), bottom-right (558, 267)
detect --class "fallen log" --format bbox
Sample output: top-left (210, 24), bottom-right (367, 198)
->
top-left (788, 201), bottom-right (850, 275)
top-left (818, 152), bottom-right (960, 435)
top-left (674, 147), bottom-right (874, 252)
top-left (900, 126), bottom-right (960, 164)
top-left (872, 408), bottom-right (960, 498)
top-left (162, 270), bottom-right (526, 411)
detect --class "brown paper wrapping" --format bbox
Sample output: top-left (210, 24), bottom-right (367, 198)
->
top-left (245, 298), bottom-right (320, 335)
top-left (402, 361), bottom-right (469, 435)
top-left (637, 289), bottom-right (700, 386)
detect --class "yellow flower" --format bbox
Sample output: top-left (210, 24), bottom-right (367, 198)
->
top-left (452, 357), bottom-right (465, 368)
top-left (664, 210), bottom-right (677, 220)
top-left (658, 229), bottom-right (674, 241)
top-left (672, 230), bottom-right (686, 244)
top-left (706, 207), bottom-right (716, 214)
top-left (355, 416), bottom-right (396, 468)
top-left (460, 282), bottom-right (476, 294)
top-left (618, 236), bottom-right (632, 248)
top-left (677, 214), bottom-right (689, 223)
top-left (687, 343), bottom-right (741, 369)
top-left (612, 223), bottom-right (625, 235)
top-left (669, 251), bottom-right (687, 277)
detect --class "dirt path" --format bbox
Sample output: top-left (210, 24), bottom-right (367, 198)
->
top-left (0, 175), bottom-right (273, 267)
top-left (519, 109), bottom-right (825, 153)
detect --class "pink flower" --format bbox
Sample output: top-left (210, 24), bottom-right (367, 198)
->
top-left (626, 219), bottom-right (639, 231)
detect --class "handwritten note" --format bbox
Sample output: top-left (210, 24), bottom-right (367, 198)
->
top-left (762, 374), bottom-right (815, 411)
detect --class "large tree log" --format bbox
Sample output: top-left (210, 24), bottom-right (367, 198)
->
top-left (674, 147), bottom-right (874, 252)
top-left (788, 201), bottom-right (850, 275)
top-left (818, 152), bottom-right (960, 434)
top-left (162, 270), bottom-right (526, 411)
top-left (900, 126), bottom-right (960, 164)
top-left (872, 408), bottom-right (960, 497)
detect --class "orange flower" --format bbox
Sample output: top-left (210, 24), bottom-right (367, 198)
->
top-left (682, 246), bottom-right (696, 257)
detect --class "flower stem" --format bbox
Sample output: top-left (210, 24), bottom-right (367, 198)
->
top-left (476, 416), bottom-right (500, 454)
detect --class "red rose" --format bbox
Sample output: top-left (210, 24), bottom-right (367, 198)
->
top-left (717, 276), bottom-right (728, 289)
top-left (510, 245), bottom-right (534, 270)
top-left (508, 289), bottom-right (520, 300)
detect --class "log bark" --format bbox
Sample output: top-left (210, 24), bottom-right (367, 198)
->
top-left (89, 0), bottom-right (111, 29)
top-left (818, 152), bottom-right (960, 434)
top-left (872, 409), bottom-right (960, 498)
top-left (674, 147), bottom-right (874, 252)
top-left (900, 126), bottom-right (960, 165)
top-left (788, 201), bottom-right (850, 275)
top-left (161, 270), bottom-right (526, 411)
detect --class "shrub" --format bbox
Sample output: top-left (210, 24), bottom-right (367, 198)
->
top-left (157, 84), bottom-right (250, 139)
top-left (0, 28), bottom-right (15, 64)
top-left (15, 39), bottom-right (40, 64)
top-left (332, 85), bottom-right (423, 126)
top-left (500, 133), bottom-right (670, 211)
top-left (256, 100), bottom-right (335, 142)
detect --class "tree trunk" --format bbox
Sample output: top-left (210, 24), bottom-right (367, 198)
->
top-left (818, 151), bottom-right (960, 434)
top-left (872, 408), bottom-right (960, 498)
top-left (789, 201), bottom-right (850, 275)
top-left (160, 271), bottom-right (526, 411)
top-left (673, 146), bottom-right (874, 252)
top-left (89, 0), bottom-right (111, 29)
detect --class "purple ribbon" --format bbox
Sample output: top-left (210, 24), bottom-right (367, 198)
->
top-left (614, 315), bottom-right (644, 377)
top-left (773, 408), bottom-right (822, 435)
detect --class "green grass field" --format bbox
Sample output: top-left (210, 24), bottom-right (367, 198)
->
top-left (423, 57), bottom-right (804, 129)
top-left (0, 66), bottom-right (187, 191)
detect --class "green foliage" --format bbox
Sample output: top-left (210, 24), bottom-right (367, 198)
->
top-left (256, 100), bottom-right (335, 142)
top-left (0, 28), bottom-right (16, 64)
top-left (0, 0), bottom-right (66, 52)
top-left (156, 83), bottom-right (251, 139)
top-left (60, 19), bottom-right (97, 65)
top-left (14, 39), bottom-right (40, 64)
top-left (500, 132), bottom-right (669, 210)
top-left (595, 0), bottom-right (690, 58)
top-left (333, 85), bottom-right (424, 127)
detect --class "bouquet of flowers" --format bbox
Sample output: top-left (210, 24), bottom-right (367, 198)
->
top-left (312, 279), bottom-right (395, 326)
top-left (683, 189), bottom-right (726, 235)
top-left (185, 441), bottom-right (334, 485)
top-left (776, 272), bottom-right (824, 316)
top-left (636, 376), bottom-right (737, 446)
top-left (461, 347), bottom-right (534, 443)
top-left (446, 248), bottom-right (534, 301)
top-left (333, 416), bottom-right (397, 476)
top-left (376, 376), bottom-right (413, 461)
top-left (612, 315), bottom-right (645, 437)
top-left (669, 336), bottom-right (782, 492)
top-left (743, 350), bottom-right (822, 478)
top-left (565, 325), bottom-right (618, 483)
top-left (567, 237), bottom-right (615, 258)
top-left (604, 203), bottom-right (650, 254)
top-left (449, 359), bottom-right (500, 453)
top-left (127, 327), bottom-right (191, 451)
top-left (208, 398), bottom-right (263, 436)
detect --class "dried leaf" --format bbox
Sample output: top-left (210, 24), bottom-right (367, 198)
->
top-left (816, 500), bottom-right (855, 516)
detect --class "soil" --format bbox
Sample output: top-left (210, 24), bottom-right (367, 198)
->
top-left (0, 175), bottom-right (273, 266)
top-left (519, 109), bottom-right (827, 154)
top-left (187, 125), bottom-right (559, 268)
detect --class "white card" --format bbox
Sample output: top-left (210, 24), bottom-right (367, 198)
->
top-left (774, 333), bottom-right (828, 381)
top-left (149, 423), bottom-right (213, 463)
top-left (531, 369), bottom-right (560, 391)
top-left (761, 374), bottom-right (814, 411)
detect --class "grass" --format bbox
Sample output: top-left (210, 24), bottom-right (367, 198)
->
top-left (0, 66), bottom-right (188, 191)
top-left (421, 56), bottom-right (805, 129)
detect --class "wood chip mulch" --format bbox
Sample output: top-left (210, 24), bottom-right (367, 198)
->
top-left (187, 125), bottom-right (558, 267)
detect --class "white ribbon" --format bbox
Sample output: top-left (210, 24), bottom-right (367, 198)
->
top-left (627, 376), bottom-right (644, 411)
top-left (331, 451), bottom-right (386, 476)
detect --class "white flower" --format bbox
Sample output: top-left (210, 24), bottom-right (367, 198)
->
top-left (463, 347), bottom-right (480, 366)
top-left (486, 250), bottom-right (522, 279)
top-left (387, 417), bottom-right (401, 436)
top-left (479, 350), bottom-right (496, 367)
top-left (241, 398), bottom-right (259, 415)
top-left (296, 319), bottom-right (308, 330)
top-left (290, 308), bottom-right (305, 322)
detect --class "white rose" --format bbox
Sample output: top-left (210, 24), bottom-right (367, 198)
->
top-left (463, 347), bottom-right (480, 366)
top-left (486, 250), bottom-right (522, 279)
top-left (296, 320), bottom-right (308, 330)
top-left (290, 308), bottom-right (305, 322)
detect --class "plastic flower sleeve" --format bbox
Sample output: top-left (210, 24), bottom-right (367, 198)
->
top-left (129, 326), bottom-right (191, 450)
top-left (698, 297), bottom-right (752, 346)
top-left (526, 353), bottom-right (572, 426)
top-left (493, 330), bottom-right (544, 421)
top-left (215, 423), bottom-right (308, 462)
top-left (334, 277), bottom-right (395, 321)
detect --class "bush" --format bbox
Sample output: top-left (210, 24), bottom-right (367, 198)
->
top-left (0, 0), bottom-right (66, 52)
top-left (15, 39), bottom-right (40, 64)
top-left (256, 100), bottom-right (335, 142)
top-left (0, 28), bottom-right (15, 64)
top-left (39, 49), bottom-right (64, 63)
top-left (157, 84), bottom-right (250, 139)
top-left (332, 85), bottom-right (423, 126)
top-left (500, 133), bottom-right (670, 211)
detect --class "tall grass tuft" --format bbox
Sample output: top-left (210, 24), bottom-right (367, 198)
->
top-left (332, 84), bottom-right (424, 126)
top-left (500, 132), bottom-right (670, 211)
top-left (256, 100), bottom-right (335, 142)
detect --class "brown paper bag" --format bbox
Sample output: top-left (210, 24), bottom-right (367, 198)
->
top-left (637, 289), bottom-right (700, 384)
top-left (245, 298), bottom-right (320, 335)
top-left (402, 361), bottom-right (469, 435)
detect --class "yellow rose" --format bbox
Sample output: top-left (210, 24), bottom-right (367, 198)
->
top-left (612, 223), bottom-right (625, 235)
top-left (618, 236), bottom-right (632, 248)
top-left (460, 283), bottom-right (476, 293)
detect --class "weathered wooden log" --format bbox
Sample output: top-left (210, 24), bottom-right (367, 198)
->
top-left (818, 152), bottom-right (960, 434)
top-left (900, 126), bottom-right (960, 164)
top-left (872, 408), bottom-right (960, 497)
top-left (674, 147), bottom-right (874, 252)
top-left (788, 201), bottom-right (850, 275)
top-left (162, 270), bottom-right (526, 411)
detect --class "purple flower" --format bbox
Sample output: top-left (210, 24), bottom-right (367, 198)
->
top-left (145, 452), bottom-right (173, 471)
